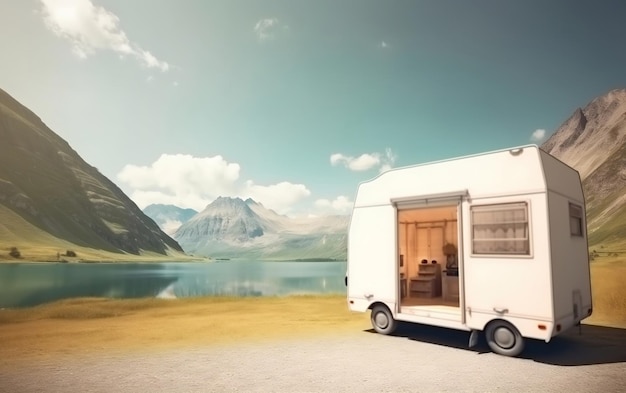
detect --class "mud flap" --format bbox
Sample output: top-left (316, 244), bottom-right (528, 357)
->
top-left (469, 329), bottom-right (479, 348)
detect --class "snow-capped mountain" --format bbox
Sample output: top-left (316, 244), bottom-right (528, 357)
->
top-left (173, 197), bottom-right (349, 259)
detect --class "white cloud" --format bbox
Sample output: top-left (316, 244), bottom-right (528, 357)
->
top-left (530, 129), bottom-right (547, 142)
top-left (380, 41), bottom-right (388, 48)
top-left (40, 0), bottom-right (169, 71)
top-left (330, 153), bottom-right (379, 171)
top-left (314, 196), bottom-right (354, 214)
top-left (330, 148), bottom-right (397, 173)
top-left (117, 154), bottom-right (240, 210)
top-left (254, 18), bottom-right (288, 41)
top-left (243, 181), bottom-right (311, 214)
top-left (117, 154), bottom-right (311, 215)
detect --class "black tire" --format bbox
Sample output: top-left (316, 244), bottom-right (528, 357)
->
top-left (485, 320), bottom-right (525, 357)
top-left (370, 304), bottom-right (397, 335)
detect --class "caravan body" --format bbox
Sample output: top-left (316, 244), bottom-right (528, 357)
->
top-left (346, 145), bottom-right (592, 356)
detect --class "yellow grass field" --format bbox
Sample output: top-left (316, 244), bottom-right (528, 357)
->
top-left (0, 295), bottom-right (370, 367)
top-left (0, 259), bottom-right (624, 368)
top-left (585, 256), bottom-right (626, 328)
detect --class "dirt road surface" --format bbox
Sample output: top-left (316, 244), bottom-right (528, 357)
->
top-left (1, 322), bottom-right (625, 392)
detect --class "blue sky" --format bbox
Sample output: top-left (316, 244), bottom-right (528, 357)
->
top-left (1, 0), bottom-right (625, 216)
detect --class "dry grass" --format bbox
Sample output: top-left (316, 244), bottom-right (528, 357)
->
top-left (0, 295), bottom-right (370, 366)
top-left (585, 256), bottom-right (626, 328)
top-left (0, 243), bottom-right (202, 263)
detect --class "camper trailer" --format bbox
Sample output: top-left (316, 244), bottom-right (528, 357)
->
top-left (346, 145), bottom-right (592, 357)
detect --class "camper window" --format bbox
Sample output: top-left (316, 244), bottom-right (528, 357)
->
top-left (569, 203), bottom-right (584, 237)
top-left (471, 202), bottom-right (530, 255)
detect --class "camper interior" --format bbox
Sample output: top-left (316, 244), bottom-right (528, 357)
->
top-left (398, 205), bottom-right (462, 320)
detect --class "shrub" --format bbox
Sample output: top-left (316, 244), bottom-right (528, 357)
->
top-left (65, 250), bottom-right (77, 257)
top-left (9, 247), bottom-right (21, 258)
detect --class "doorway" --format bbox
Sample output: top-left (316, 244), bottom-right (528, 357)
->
top-left (397, 204), bottom-right (460, 311)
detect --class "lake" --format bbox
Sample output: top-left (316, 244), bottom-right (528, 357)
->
top-left (0, 260), bottom-right (347, 308)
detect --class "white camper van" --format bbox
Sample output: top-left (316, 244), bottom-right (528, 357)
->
top-left (346, 145), bottom-right (592, 357)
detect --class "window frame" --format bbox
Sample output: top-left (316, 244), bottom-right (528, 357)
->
top-left (470, 201), bottom-right (532, 257)
top-left (569, 202), bottom-right (584, 237)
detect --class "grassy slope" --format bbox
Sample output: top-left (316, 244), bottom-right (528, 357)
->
top-left (0, 204), bottom-right (196, 262)
top-left (0, 92), bottom-right (183, 258)
top-left (585, 141), bottom-right (626, 248)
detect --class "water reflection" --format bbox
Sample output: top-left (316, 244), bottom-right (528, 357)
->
top-left (0, 261), bottom-right (347, 308)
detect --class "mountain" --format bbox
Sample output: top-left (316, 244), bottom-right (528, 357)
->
top-left (174, 197), bottom-right (349, 259)
top-left (541, 88), bottom-right (626, 247)
top-left (0, 88), bottom-right (184, 260)
top-left (142, 204), bottom-right (198, 235)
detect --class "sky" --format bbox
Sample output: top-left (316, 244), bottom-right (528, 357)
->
top-left (1, 0), bottom-right (625, 217)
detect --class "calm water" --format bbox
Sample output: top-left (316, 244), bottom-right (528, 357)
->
top-left (0, 260), bottom-right (347, 308)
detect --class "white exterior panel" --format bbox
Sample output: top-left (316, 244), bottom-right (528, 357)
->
top-left (355, 146), bottom-right (545, 208)
top-left (462, 193), bottom-right (553, 341)
top-left (347, 205), bottom-right (397, 311)
top-left (547, 192), bottom-right (592, 330)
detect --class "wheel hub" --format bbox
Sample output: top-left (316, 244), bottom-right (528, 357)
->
top-left (494, 327), bottom-right (515, 349)
top-left (375, 312), bottom-right (389, 328)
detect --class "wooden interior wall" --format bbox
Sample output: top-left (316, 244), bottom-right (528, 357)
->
top-left (398, 205), bottom-right (458, 278)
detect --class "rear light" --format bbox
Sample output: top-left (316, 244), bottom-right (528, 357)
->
top-left (556, 324), bottom-right (561, 332)
top-left (587, 308), bottom-right (592, 316)
top-left (538, 324), bottom-right (546, 330)
top-left (349, 300), bottom-right (354, 304)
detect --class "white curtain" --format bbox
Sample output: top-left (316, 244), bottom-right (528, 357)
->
top-left (472, 203), bottom-right (529, 255)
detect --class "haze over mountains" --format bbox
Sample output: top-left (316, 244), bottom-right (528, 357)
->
top-left (142, 204), bottom-right (197, 236)
top-left (0, 88), bottom-right (183, 260)
top-left (541, 88), bottom-right (626, 247)
top-left (170, 197), bottom-right (349, 260)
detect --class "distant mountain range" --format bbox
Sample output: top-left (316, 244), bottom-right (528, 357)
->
top-left (541, 88), bottom-right (626, 248)
top-left (170, 197), bottom-right (349, 260)
top-left (0, 88), bottom-right (183, 260)
top-left (142, 204), bottom-right (197, 235)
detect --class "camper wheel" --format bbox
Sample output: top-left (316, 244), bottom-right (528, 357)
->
top-left (370, 304), bottom-right (397, 335)
top-left (485, 320), bottom-right (525, 357)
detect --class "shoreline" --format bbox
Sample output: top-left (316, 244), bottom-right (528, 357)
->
top-left (0, 255), bottom-right (212, 264)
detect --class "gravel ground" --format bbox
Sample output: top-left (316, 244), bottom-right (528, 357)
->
top-left (1, 323), bottom-right (625, 392)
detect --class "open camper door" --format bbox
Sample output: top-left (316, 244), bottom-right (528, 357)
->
top-left (394, 190), bottom-right (467, 320)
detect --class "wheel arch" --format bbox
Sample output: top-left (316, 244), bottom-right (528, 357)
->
top-left (367, 300), bottom-right (395, 314)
